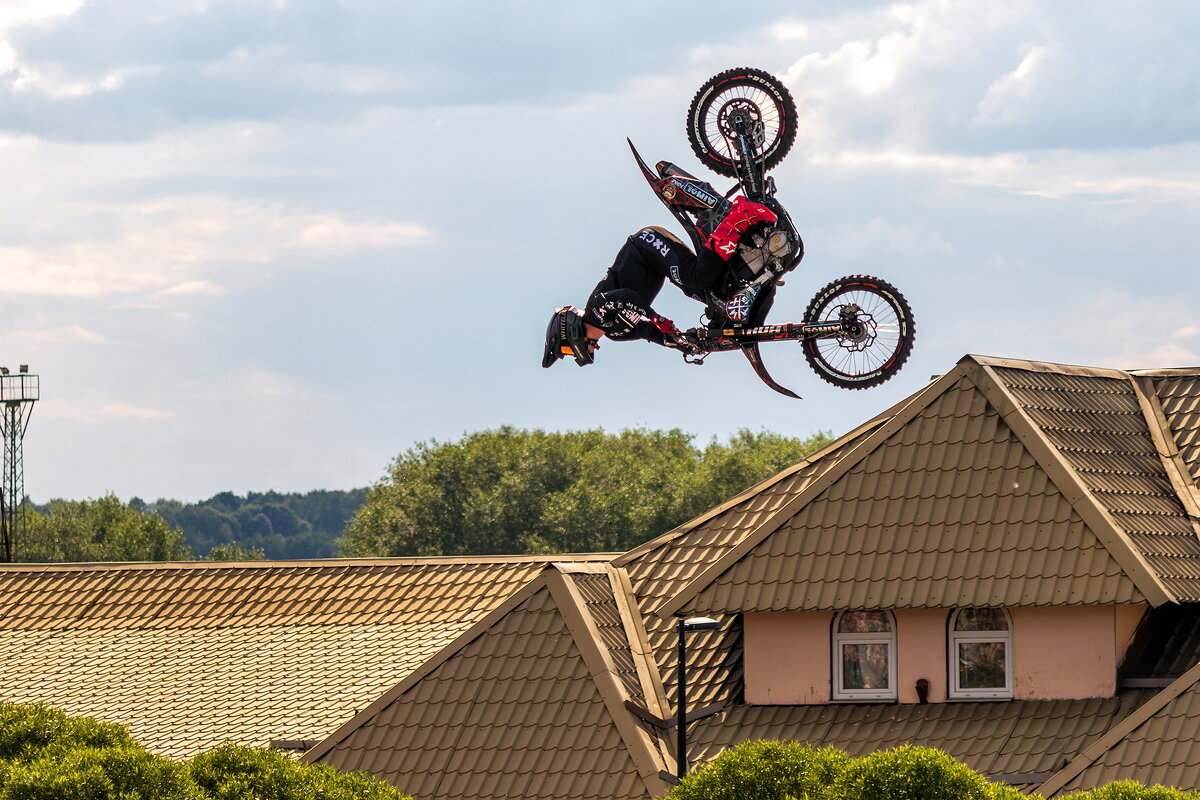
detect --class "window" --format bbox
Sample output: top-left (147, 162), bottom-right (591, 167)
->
top-left (832, 610), bottom-right (896, 700)
top-left (948, 608), bottom-right (1012, 699)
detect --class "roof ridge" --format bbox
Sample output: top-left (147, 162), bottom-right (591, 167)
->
top-left (613, 389), bottom-right (920, 569)
top-left (607, 565), bottom-right (671, 724)
top-left (1037, 660), bottom-right (1200, 796)
top-left (969, 355), bottom-right (1134, 379)
top-left (546, 568), bottom-right (672, 795)
top-left (1131, 367), bottom-right (1200, 377)
top-left (0, 553), bottom-right (617, 572)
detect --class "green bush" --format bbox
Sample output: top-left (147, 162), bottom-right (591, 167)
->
top-left (665, 740), bottom-right (849, 800)
top-left (830, 745), bottom-right (1024, 800)
top-left (0, 745), bottom-right (201, 800)
top-left (1061, 781), bottom-right (1200, 800)
top-left (188, 742), bottom-right (411, 800)
top-left (0, 704), bottom-right (134, 764)
top-left (0, 704), bottom-right (411, 800)
top-left (662, 741), bottom-right (1032, 800)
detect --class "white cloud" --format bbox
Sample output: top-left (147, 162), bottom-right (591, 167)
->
top-left (1063, 289), bottom-right (1200, 370)
top-left (810, 217), bottom-right (954, 262)
top-left (0, 195), bottom-right (436, 298)
top-left (158, 280), bottom-right (225, 296)
top-left (38, 398), bottom-right (175, 422)
top-left (1120, 344), bottom-right (1200, 369)
top-left (814, 144), bottom-right (1200, 204)
top-left (0, 0), bottom-right (84, 31)
top-left (4, 324), bottom-right (106, 344)
top-left (974, 44), bottom-right (1062, 126)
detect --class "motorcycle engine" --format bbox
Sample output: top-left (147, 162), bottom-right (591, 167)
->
top-left (738, 225), bottom-right (795, 276)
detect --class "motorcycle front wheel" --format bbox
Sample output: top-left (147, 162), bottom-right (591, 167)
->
top-left (802, 275), bottom-right (915, 390)
top-left (687, 67), bottom-right (798, 179)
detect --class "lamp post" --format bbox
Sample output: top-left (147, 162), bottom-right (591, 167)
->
top-left (676, 616), bottom-right (720, 780)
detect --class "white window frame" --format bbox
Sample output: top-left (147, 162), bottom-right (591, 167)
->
top-left (948, 608), bottom-right (1013, 699)
top-left (831, 610), bottom-right (897, 701)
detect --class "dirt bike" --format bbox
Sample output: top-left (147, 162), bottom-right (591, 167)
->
top-left (628, 67), bottom-right (915, 398)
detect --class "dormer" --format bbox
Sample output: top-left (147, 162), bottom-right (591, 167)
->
top-left (661, 357), bottom-right (1200, 705)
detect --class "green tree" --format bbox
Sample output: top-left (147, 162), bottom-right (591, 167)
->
top-left (204, 543), bottom-right (266, 561)
top-left (338, 426), bottom-right (831, 557)
top-left (18, 495), bottom-right (192, 563)
top-left (153, 490), bottom-right (364, 559)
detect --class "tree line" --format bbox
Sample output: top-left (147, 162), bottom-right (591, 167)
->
top-left (16, 427), bottom-right (832, 563)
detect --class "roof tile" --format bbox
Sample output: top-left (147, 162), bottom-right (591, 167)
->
top-left (682, 377), bottom-right (1143, 614)
top-left (0, 557), bottom-right (599, 757)
top-left (317, 583), bottom-right (651, 800)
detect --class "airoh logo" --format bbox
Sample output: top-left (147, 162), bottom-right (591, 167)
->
top-left (668, 177), bottom-right (720, 208)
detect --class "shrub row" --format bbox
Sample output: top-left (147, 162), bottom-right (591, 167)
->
top-left (0, 703), bottom-right (411, 800)
top-left (664, 740), bottom-right (1200, 800)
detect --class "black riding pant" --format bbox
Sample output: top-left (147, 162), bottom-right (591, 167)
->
top-left (584, 227), bottom-right (727, 344)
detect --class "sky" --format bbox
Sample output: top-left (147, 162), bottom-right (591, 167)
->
top-left (2, 0), bottom-right (1198, 503)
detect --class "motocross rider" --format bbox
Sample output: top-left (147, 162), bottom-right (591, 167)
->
top-left (542, 195), bottom-right (778, 368)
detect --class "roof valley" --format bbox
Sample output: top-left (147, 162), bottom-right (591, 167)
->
top-left (1129, 375), bottom-right (1200, 533)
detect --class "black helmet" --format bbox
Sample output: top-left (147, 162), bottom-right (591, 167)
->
top-left (542, 306), bottom-right (596, 368)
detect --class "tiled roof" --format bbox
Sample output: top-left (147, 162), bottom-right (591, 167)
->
top-left (7, 354), bottom-right (1200, 800)
top-left (988, 364), bottom-right (1200, 601)
top-left (663, 356), bottom-right (1200, 617)
top-left (1149, 373), bottom-right (1200, 486)
top-left (691, 691), bottom-right (1158, 793)
top-left (308, 566), bottom-right (670, 800)
top-left (1040, 662), bottom-right (1200, 795)
top-left (0, 556), bottom-right (608, 758)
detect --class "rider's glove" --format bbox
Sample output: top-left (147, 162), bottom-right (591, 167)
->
top-left (705, 196), bottom-right (778, 262)
top-left (652, 315), bottom-right (700, 354)
top-left (651, 314), bottom-right (680, 336)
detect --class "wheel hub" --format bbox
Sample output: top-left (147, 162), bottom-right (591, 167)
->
top-left (837, 305), bottom-right (877, 351)
top-left (716, 99), bottom-right (765, 148)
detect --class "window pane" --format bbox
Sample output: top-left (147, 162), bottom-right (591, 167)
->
top-left (842, 643), bottom-right (890, 690)
top-left (839, 610), bottom-right (892, 633)
top-left (958, 641), bottom-right (1007, 689)
top-left (955, 608), bottom-right (1008, 631)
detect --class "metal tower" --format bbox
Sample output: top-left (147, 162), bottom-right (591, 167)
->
top-left (1, 365), bottom-right (38, 562)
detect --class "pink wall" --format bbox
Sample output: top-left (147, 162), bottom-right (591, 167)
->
top-left (895, 608), bottom-right (947, 704)
top-left (1011, 606), bottom-right (1122, 699)
top-left (1115, 604), bottom-right (1146, 664)
top-left (744, 605), bottom-right (1147, 705)
top-left (744, 611), bottom-right (830, 705)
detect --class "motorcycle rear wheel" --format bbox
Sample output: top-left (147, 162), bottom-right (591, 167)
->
top-left (802, 275), bottom-right (915, 390)
top-left (687, 67), bottom-right (798, 179)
